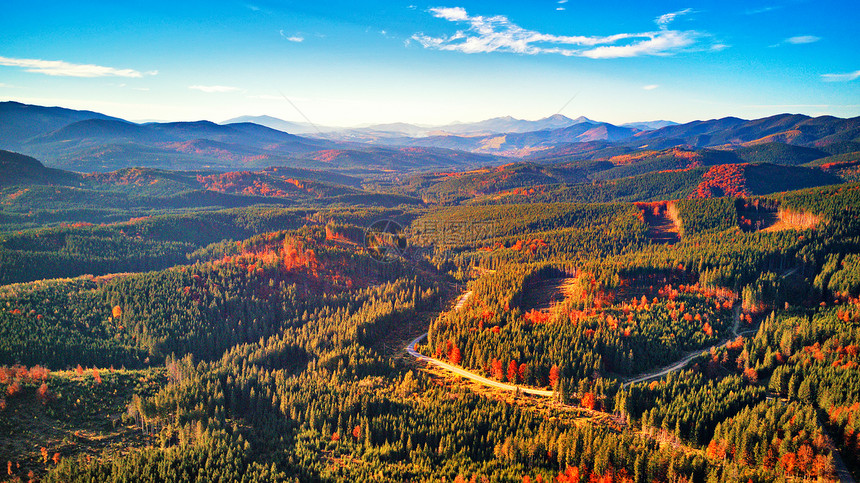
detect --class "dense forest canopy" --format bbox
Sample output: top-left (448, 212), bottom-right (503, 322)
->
top-left (1, 105), bottom-right (860, 482)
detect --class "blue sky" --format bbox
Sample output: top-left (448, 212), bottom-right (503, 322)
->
top-left (1, 0), bottom-right (858, 126)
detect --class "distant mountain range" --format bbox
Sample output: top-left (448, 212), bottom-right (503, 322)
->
top-left (222, 115), bottom-right (326, 135)
top-left (1, 101), bottom-right (858, 176)
top-left (0, 102), bottom-right (498, 174)
top-left (221, 113), bottom-right (649, 140)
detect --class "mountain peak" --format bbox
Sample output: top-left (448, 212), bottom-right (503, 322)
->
top-left (543, 114), bottom-right (573, 122)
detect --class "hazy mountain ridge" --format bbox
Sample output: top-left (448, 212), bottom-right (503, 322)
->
top-left (1, 103), bottom-right (502, 174)
top-left (2, 102), bottom-right (859, 177)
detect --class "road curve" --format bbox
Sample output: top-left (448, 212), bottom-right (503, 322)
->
top-left (453, 290), bottom-right (473, 310)
top-left (405, 289), bottom-right (554, 397)
top-left (406, 294), bottom-right (743, 395)
top-left (405, 333), bottom-right (554, 397)
top-left (622, 304), bottom-right (744, 388)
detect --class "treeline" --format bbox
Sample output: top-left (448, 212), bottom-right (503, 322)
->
top-left (0, 229), bottom-right (427, 369)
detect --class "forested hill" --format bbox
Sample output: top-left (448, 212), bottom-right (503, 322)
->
top-left (386, 154), bottom-right (844, 204)
top-left (0, 150), bottom-right (79, 188)
top-left (1, 182), bottom-right (859, 481)
top-left (3, 103), bottom-right (860, 482)
top-left (0, 150), bottom-right (423, 231)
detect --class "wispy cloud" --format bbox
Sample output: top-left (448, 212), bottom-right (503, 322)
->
top-left (785, 35), bottom-right (820, 44)
top-left (745, 6), bottom-right (781, 14)
top-left (280, 30), bottom-right (304, 42)
top-left (0, 55), bottom-right (153, 78)
top-left (643, 85), bottom-right (659, 90)
top-left (656, 8), bottom-right (693, 28)
top-left (821, 70), bottom-right (860, 82)
top-left (189, 85), bottom-right (241, 93)
top-left (412, 7), bottom-right (711, 59)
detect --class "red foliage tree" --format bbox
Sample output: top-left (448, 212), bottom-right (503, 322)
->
top-left (29, 365), bottom-right (49, 382)
top-left (556, 465), bottom-right (581, 483)
top-left (6, 381), bottom-right (20, 398)
top-left (797, 444), bottom-right (814, 477)
top-left (549, 365), bottom-right (560, 388)
top-left (491, 359), bottom-right (505, 381)
top-left (706, 439), bottom-right (726, 460)
top-left (449, 345), bottom-right (462, 365)
top-left (37, 383), bottom-right (51, 404)
top-left (581, 392), bottom-right (595, 410)
top-left (508, 360), bottom-right (519, 384)
top-left (780, 452), bottom-right (797, 476)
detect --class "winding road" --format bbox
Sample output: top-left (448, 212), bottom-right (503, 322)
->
top-left (406, 290), bottom-right (554, 397)
top-left (406, 332), bottom-right (554, 397)
top-left (406, 292), bottom-right (747, 395)
top-left (405, 289), bottom-right (857, 482)
top-left (621, 304), bottom-right (744, 387)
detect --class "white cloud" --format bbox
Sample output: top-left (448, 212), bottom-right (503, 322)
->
top-left (821, 70), bottom-right (860, 82)
top-left (785, 35), bottom-right (820, 44)
top-left (280, 30), bottom-right (304, 42)
top-left (581, 30), bottom-right (696, 59)
top-left (0, 55), bottom-right (152, 78)
top-left (643, 84), bottom-right (659, 90)
top-left (656, 8), bottom-right (693, 28)
top-left (189, 85), bottom-right (242, 93)
top-left (556, 7), bottom-right (565, 11)
top-left (558, 0), bottom-right (568, 3)
top-left (413, 6), bottom-right (708, 59)
top-left (432, 7), bottom-right (469, 21)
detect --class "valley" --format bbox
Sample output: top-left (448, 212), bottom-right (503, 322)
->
top-left (1, 102), bottom-right (859, 482)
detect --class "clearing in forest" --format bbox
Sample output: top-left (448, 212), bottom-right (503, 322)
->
top-left (737, 199), bottom-right (820, 232)
top-left (523, 277), bottom-right (579, 311)
top-left (636, 201), bottom-right (681, 244)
